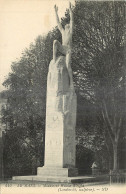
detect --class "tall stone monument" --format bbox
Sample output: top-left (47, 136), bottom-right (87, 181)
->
top-left (37, 2), bottom-right (78, 178)
top-left (37, 55), bottom-right (77, 177)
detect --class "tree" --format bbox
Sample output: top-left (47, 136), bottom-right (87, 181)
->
top-left (72, 1), bottom-right (126, 170)
top-left (2, 36), bottom-right (49, 176)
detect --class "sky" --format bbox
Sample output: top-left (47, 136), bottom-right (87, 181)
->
top-left (0, 0), bottom-right (75, 92)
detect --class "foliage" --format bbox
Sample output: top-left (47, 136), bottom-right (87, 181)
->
top-left (76, 145), bottom-right (94, 175)
top-left (2, 36), bottom-right (48, 176)
top-left (72, 0), bottom-right (126, 170)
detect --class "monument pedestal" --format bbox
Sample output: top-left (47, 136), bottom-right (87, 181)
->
top-left (37, 167), bottom-right (78, 177)
top-left (39, 56), bottom-right (78, 178)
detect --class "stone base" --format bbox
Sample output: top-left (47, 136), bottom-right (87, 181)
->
top-left (37, 167), bottom-right (78, 177)
top-left (12, 175), bottom-right (95, 183)
top-left (12, 167), bottom-right (80, 183)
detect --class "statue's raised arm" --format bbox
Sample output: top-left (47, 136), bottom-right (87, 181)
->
top-left (54, 5), bottom-right (63, 33)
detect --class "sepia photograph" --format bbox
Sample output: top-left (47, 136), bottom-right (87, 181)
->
top-left (0, 0), bottom-right (126, 193)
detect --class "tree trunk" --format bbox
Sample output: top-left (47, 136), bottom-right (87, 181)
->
top-left (109, 155), bottom-right (113, 170)
top-left (113, 143), bottom-right (118, 170)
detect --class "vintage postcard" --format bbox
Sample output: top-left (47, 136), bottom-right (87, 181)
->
top-left (0, 0), bottom-right (126, 194)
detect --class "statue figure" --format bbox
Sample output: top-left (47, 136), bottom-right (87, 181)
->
top-left (46, 2), bottom-right (76, 117)
top-left (53, 2), bottom-right (74, 92)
